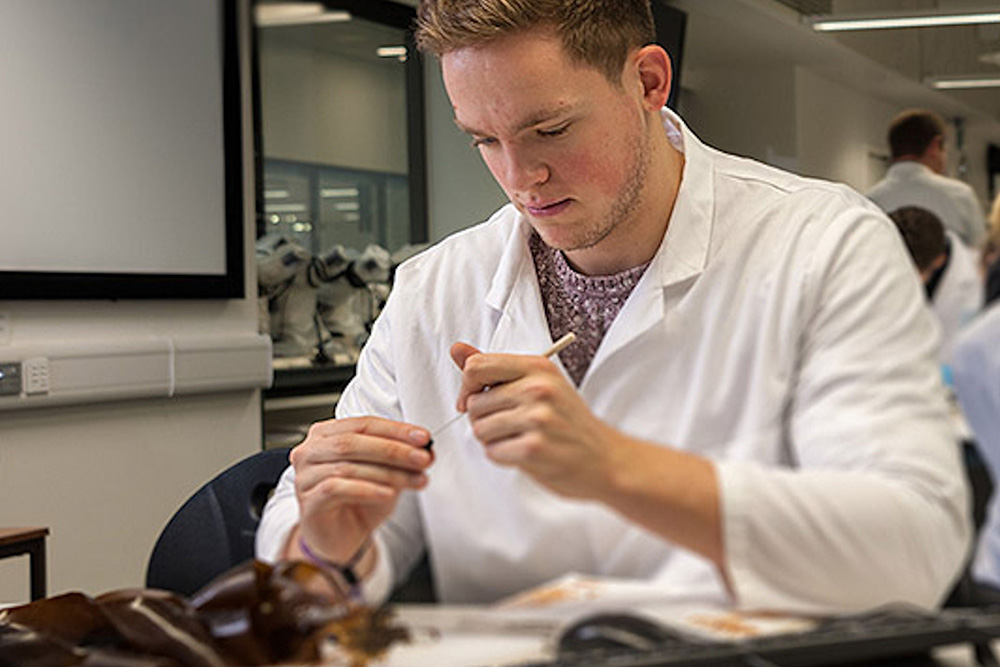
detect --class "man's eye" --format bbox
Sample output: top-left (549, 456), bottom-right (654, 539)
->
top-left (538, 124), bottom-right (569, 138)
top-left (471, 137), bottom-right (497, 148)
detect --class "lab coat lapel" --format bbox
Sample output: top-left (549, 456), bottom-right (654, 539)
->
top-left (484, 215), bottom-right (553, 355)
top-left (586, 110), bottom-right (715, 377)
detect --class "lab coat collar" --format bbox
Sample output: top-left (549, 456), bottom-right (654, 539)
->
top-left (886, 160), bottom-right (933, 179)
top-left (652, 106), bottom-right (713, 289)
top-left (484, 216), bottom-right (552, 353)
top-left (483, 107), bottom-right (716, 356)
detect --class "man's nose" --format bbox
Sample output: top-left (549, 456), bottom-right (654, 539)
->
top-left (501, 146), bottom-right (550, 193)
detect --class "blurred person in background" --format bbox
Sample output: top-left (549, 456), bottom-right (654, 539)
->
top-left (951, 302), bottom-right (1000, 590)
top-left (870, 110), bottom-right (987, 249)
top-left (983, 196), bottom-right (1000, 306)
top-left (889, 206), bottom-right (983, 363)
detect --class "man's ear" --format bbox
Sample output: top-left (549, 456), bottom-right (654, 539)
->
top-left (927, 135), bottom-right (946, 159)
top-left (634, 45), bottom-right (672, 111)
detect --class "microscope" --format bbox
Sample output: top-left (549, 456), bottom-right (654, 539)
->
top-left (312, 244), bottom-right (392, 365)
top-left (255, 234), bottom-right (317, 358)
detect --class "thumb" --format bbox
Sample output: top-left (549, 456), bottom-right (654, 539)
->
top-left (450, 341), bottom-right (481, 370)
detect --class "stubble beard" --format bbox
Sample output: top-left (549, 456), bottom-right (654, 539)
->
top-left (563, 119), bottom-right (650, 254)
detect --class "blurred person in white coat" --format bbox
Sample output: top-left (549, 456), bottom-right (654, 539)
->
top-left (869, 110), bottom-right (986, 249)
top-left (889, 206), bottom-right (983, 363)
top-left (951, 304), bottom-right (1000, 589)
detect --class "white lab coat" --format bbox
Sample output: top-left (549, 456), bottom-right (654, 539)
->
top-left (934, 231), bottom-right (985, 363)
top-left (259, 110), bottom-right (970, 615)
top-left (868, 161), bottom-right (987, 249)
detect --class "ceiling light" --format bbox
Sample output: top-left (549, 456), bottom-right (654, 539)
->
top-left (255, 3), bottom-right (351, 27)
top-left (263, 189), bottom-right (290, 199)
top-left (809, 11), bottom-right (1000, 32)
top-left (377, 46), bottom-right (408, 59)
top-left (926, 74), bottom-right (1000, 89)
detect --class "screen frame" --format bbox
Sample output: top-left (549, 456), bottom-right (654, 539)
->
top-left (0, 0), bottom-right (246, 300)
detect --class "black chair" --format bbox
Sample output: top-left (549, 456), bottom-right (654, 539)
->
top-left (146, 447), bottom-right (292, 597)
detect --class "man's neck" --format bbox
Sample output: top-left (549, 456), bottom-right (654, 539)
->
top-left (893, 155), bottom-right (941, 175)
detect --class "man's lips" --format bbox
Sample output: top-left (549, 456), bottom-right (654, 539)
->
top-left (524, 199), bottom-right (571, 217)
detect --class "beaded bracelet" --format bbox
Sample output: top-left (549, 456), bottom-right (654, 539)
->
top-left (298, 535), bottom-right (372, 599)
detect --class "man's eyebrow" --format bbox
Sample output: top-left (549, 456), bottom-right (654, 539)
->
top-left (453, 117), bottom-right (480, 136)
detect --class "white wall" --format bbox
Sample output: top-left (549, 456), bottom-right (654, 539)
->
top-left (680, 66), bottom-right (798, 171)
top-left (0, 1), bottom-right (262, 602)
top-left (794, 67), bottom-right (899, 192)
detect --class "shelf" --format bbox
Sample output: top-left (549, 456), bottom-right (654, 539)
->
top-left (265, 363), bottom-right (356, 399)
top-left (264, 392), bottom-right (342, 412)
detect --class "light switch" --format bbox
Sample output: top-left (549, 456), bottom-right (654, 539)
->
top-left (23, 357), bottom-right (50, 395)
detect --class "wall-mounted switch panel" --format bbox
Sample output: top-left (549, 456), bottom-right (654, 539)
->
top-left (0, 333), bottom-right (271, 412)
top-left (23, 357), bottom-right (50, 395)
top-left (0, 362), bottom-right (20, 396)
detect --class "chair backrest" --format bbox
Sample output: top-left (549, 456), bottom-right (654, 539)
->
top-left (145, 447), bottom-right (291, 597)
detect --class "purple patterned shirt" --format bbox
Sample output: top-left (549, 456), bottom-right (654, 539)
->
top-left (529, 232), bottom-right (650, 385)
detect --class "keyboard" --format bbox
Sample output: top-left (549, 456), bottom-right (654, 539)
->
top-left (526, 606), bottom-right (1000, 666)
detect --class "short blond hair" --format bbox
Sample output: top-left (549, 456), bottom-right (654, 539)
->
top-left (415, 0), bottom-right (656, 84)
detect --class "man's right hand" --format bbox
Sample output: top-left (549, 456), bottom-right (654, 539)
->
top-left (288, 416), bottom-right (433, 564)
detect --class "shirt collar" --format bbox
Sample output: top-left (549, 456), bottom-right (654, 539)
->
top-left (887, 160), bottom-right (933, 178)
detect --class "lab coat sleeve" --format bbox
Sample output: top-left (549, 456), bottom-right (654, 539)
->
top-left (718, 210), bottom-right (971, 614)
top-left (255, 289), bottom-right (427, 605)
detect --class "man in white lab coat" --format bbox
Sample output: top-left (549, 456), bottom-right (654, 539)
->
top-left (257, 0), bottom-right (969, 614)
top-left (868, 109), bottom-right (987, 249)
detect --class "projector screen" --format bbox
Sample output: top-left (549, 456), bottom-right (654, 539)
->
top-left (0, 0), bottom-right (244, 299)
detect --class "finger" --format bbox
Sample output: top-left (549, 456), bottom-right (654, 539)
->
top-left (465, 381), bottom-right (522, 421)
top-left (293, 431), bottom-right (433, 471)
top-left (467, 392), bottom-right (562, 447)
top-left (300, 475), bottom-right (398, 509)
top-left (451, 342), bottom-right (484, 413)
top-left (467, 405), bottom-right (527, 447)
top-left (481, 433), bottom-right (545, 468)
top-left (455, 352), bottom-right (536, 412)
top-left (296, 460), bottom-right (428, 494)
top-left (450, 342), bottom-right (481, 370)
top-left (465, 368), bottom-right (561, 421)
top-left (306, 416), bottom-right (431, 448)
